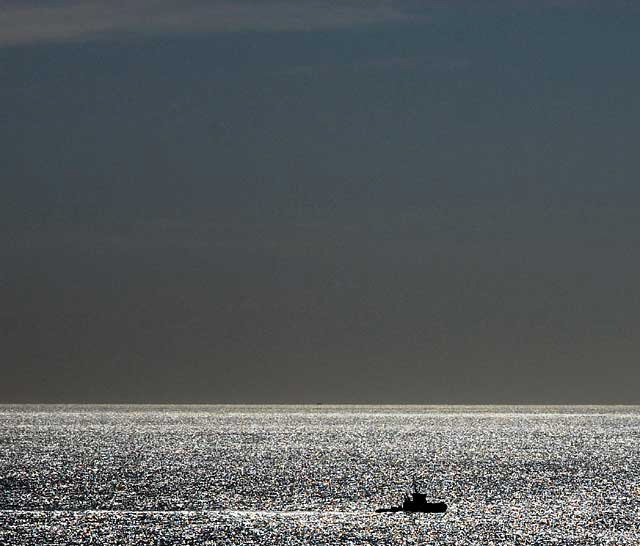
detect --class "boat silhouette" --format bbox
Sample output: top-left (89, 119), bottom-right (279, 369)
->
top-left (376, 479), bottom-right (447, 513)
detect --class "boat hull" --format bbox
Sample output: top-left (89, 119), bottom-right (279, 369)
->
top-left (376, 502), bottom-right (447, 514)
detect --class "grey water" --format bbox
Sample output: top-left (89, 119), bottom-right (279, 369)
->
top-left (1, 405), bottom-right (639, 545)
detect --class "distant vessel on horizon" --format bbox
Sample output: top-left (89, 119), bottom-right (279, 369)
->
top-left (376, 479), bottom-right (447, 514)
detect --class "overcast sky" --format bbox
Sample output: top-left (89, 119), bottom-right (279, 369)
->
top-left (2, 1), bottom-right (639, 403)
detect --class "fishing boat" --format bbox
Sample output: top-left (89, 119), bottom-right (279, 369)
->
top-left (376, 479), bottom-right (447, 513)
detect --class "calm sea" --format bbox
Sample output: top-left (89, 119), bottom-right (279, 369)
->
top-left (1, 405), bottom-right (639, 544)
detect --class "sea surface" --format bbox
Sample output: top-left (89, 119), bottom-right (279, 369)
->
top-left (1, 405), bottom-right (639, 545)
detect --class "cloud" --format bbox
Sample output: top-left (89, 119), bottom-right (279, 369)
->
top-left (2, 0), bottom-right (634, 46)
top-left (0, 0), bottom-right (417, 46)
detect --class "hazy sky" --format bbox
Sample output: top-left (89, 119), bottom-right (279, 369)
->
top-left (2, 1), bottom-right (639, 403)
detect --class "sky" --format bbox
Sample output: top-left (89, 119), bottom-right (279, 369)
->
top-left (2, 1), bottom-right (639, 403)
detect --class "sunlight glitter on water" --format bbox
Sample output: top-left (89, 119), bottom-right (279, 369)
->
top-left (1, 405), bottom-right (639, 544)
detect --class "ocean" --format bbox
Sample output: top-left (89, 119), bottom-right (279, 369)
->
top-left (1, 405), bottom-right (639, 544)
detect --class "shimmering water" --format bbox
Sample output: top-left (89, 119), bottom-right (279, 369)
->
top-left (1, 405), bottom-right (639, 544)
